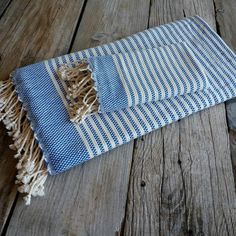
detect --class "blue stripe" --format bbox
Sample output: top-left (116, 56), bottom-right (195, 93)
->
top-left (12, 16), bottom-right (236, 175)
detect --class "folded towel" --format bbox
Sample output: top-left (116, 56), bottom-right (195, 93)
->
top-left (1, 15), bottom-right (236, 204)
top-left (59, 41), bottom-right (209, 122)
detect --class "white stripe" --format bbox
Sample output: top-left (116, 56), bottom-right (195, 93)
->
top-left (139, 32), bottom-right (152, 47)
top-left (157, 26), bottom-right (199, 93)
top-left (105, 114), bottom-right (123, 145)
top-left (121, 52), bottom-right (143, 105)
top-left (84, 116), bottom-right (109, 153)
top-left (134, 49), bottom-right (157, 101)
top-left (112, 55), bottom-right (133, 106)
top-left (86, 117), bottom-right (109, 153)
top-left (90, 48), bottom-right (98, 57)
top-left (110, 42), bottom-right (121, 54)
top-left (94, 116), bottom-right (117, 149)
top-left (116, 51), bottom-right (139, 105)
top-left (156, 46), bottom-right (181, 95)
top-left (81, 121), bottom-right (103, 156)
top-left (84, 50), bottom-right (91, 58)
top-left (170, 95), bottom-right (186, 117)
top-left (133, 33), bottom-right (146, 48)
top-left (71, 53), bottom-right (77, 61)
top-left (64, 54), bottom-right (71, 63)
top-left (103, 44), bottom-right (113, 54)
top-left (138, 105), bottom-right (157, 128)
top-left (191, 17), bottom-right (236, 63)
top-left (144, 29), bottom-right (160, 47)
top-left (147, 27), bottom-right (180, 97)
top-left (74, 124), bottom-right (94, 158)
top-left (148, 49), bottom-right (172, 97)
top-left (97, 46), bottom-right (106, 56)
top-left (123, 37), bottom-right (138, 51)
top-left (134, 106), bottom-right (153, 132)
top-left (172, 22), bottom-right (231, 97)
top-left (119, 110), bottom-right (139, 138)
top-left (156, 101), bottom-right (173, 124)
top-left (76, 51), bottom-right (84, 59)
top-left (58, 56), bottom-right (64, 64)
top-left (135, 50), bottom-right (155, 102)
top-left (110, 112), bottom-right (129, 142)
top-left (126, 108), bottom-right (146, 134)
top-left (163, 44), bottom-right (191, 93)
top-left (142, 49), bottom-right (166, 100)
top-left (127, 37), bottom-right (151, 103)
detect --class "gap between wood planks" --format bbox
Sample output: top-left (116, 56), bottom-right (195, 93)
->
top-left (0, 0), bottom-right (236, 235)
top-left (120, 0), bottom-right (236, 235)
top-left (1, 0), bottom-right (149, 235)
top-left (67, 0), bottom-right (88, 53)
top-left (213, 0), bottom-right (236, 185)
top-left (0, 0), bottom-right (12, 19)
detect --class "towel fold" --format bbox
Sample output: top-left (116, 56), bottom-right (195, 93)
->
top-left (59, 41), bottom-right (209, 122)
top-left (1, 15), bottom-right (236, 204)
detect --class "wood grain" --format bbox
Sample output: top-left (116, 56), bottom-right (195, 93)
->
top-left (123, 0), bottom-right (236, 235)
top-left (213, 0), bottom-right (236, 130)
top-left (0, 0), bottom-right (85, 233)
top-left (0, 0), bottom-right (11, 18)
top-left (0, 124), bottom-right (17, 234)
top-left (1, 0), bottom-right (236, 235)
top-left (214, 0), bottom-right (236, 182)
top-left (4, 0), bottom-right (150, 235)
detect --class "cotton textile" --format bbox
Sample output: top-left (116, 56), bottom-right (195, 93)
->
top-left (1, 15), bottom-right (236, 203)
top-left (12, 16), bottom-right (236, 175)
top-left (86, 41), bottom-right (209, 113)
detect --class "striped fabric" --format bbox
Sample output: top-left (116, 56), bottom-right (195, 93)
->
top-left (88, 41), bottom-right (209, 112)
top-left (12, 15), bottom-right (236, 174)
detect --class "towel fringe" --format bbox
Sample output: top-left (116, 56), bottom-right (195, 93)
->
top-left (58, 62), bottom-right (99, 123)
top-left (0, 78), bottom-right (48, 205)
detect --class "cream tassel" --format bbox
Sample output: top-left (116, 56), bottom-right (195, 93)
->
top-left (0, 78), bottom-right (48, 205)
top-left (58, 62), bottom-right (99, 123)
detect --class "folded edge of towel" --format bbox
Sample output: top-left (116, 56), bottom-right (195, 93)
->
top-left (58, 41), bottom-right (210, 124)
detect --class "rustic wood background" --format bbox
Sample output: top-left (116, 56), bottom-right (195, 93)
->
top-left (0, 0), bottom-right (236, 235)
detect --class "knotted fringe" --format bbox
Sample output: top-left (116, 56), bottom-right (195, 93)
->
top-left (0, 78), bottom-right (48, 205)
top-left (58, 62), bottom-right (99, 123)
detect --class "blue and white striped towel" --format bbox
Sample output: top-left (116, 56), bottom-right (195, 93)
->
top-left (1, 15), bottom-right (236, 203)
top-left (82, 41), bottom-right (209, 113)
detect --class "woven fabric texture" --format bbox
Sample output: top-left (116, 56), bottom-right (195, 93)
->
top-left (12, 15), bottom-right (236, 175)
top-left (88, 41), bottom-right (209, 113)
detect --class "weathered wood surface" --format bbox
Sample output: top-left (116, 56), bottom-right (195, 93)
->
top-left (214, 0), bottom-right (236, 181)
top-left (0, 0), bottom-right (236, 235)
top-left (0, 0), bottom-right (11, 18)
top-left (0, 0), bottom-right (85, 234)
top-left (3, 0), bottom-right (150, 235)
top-left (123, 0), bottom-right (236, 235)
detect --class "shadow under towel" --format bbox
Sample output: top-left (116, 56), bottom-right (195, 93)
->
top-left (0, 16), bottom-right (236, 204)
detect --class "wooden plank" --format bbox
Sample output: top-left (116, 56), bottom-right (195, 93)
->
top-left (0, 0), bottom-right (11, 18)
top-left (5, 0), bottom-right (150, 235)
top-left (0, 124), bottom-right (17, 234)
top-left (123, 0), bottom-right (236, 235)
top-left (214, 0), bottom-right (236, 181)
top-left (0, 0), bottom-right (85, 234)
